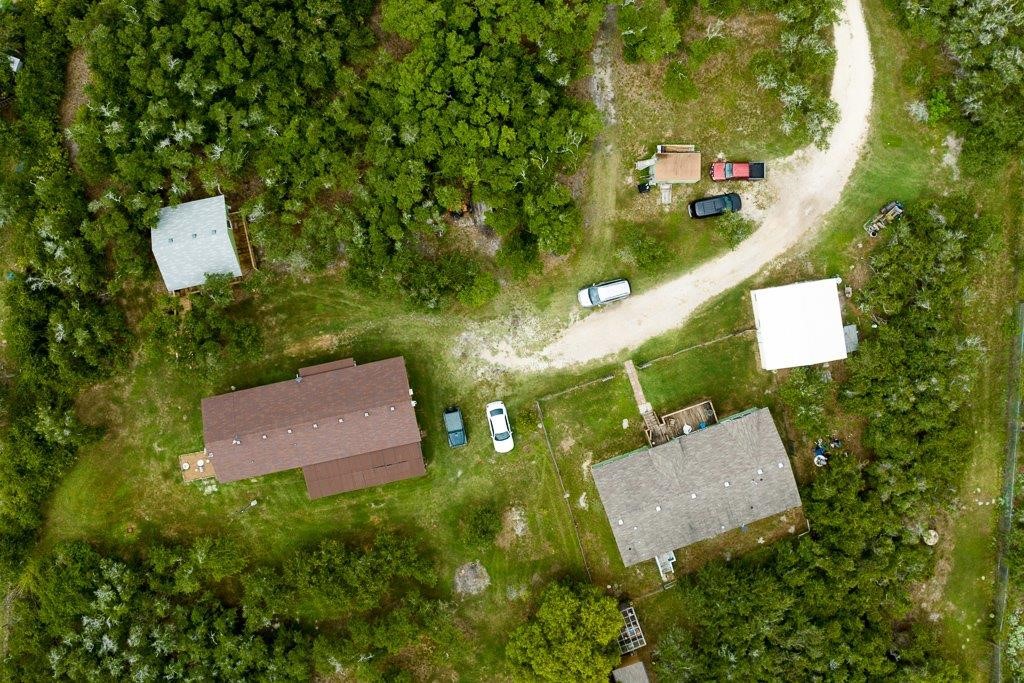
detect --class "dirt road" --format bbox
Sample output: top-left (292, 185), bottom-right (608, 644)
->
top-left (488, 0), bottom-right (873, 372)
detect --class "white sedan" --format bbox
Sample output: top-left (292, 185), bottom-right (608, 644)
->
top-left (486, 401), bottom-right (514, 453)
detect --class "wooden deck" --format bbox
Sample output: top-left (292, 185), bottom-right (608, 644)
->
top-left (229, 212), bottom-right (258, 273)
top-left (644, 400), bottom-right (717, 446)
top-left (623, 360), bottom-right (717, 446)
top-left (179, 451), bottom-right (215, 482)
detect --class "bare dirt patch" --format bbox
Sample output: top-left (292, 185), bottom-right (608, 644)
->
top-left (910, 516), bottom-right (956, 620)
top-left (447, 213), bottom-right (500, 257)
top-left (283, 333), bottom-right (343, 357)
top-left (59, 48), bottom-right (91, 165)
top-left (589, 4), bottom-right (618, 125)
top-left (496, 506), bottom-right (528, 549)
top-left (59, 48), bottom-right (90, 129)
top-left (453, 561), bottom-right (491, 597)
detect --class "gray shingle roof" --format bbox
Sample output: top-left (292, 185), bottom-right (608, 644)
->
top-left (612, 662), bottom-right (650, 683)
top-left (151, 195), bottom-right (242, 292)
top-left (592, 408), bottom-right (802, 566)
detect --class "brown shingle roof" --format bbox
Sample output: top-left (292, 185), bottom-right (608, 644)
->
top-left (302, 443), bottom-right (425, 499)
top-left (202, 357), bottom-right (423, 496)
top-left (652, 151), bottom-right (701, 184)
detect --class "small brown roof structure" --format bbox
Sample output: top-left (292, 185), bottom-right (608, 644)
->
top-left (651, 145), bottom-right (701, 184)
top-left (202, 356), bottom-right (424, 499)
top-left (592, 408), bottom-right (801, 566)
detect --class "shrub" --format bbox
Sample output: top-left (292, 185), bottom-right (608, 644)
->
top-left (664, 62), bottom-right (699, 102)
top-left (619, 0), bottom-right (681, 63)
top-left (622, 223), bottom-right (664, 269)
top-left (496, 230), bottom-right (542, 280)
top-left (686, 35), bottom-right (727, 66)
top-left (465, 500), bottom-right (503, 546)
top-left (458, 272), bottom-right (500, 309)
top-left (926, 87), bottom-right (952, 122)
top-left (714, 210), bottom-right (755, 247)
top-left (778, 366), bottom-right (831, 439)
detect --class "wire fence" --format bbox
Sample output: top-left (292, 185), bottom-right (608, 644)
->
top-left (992, 301), bottom-right (1024, 683)
top-left (534, 400), bottom-right (592, 581)
top-left (531, 330), bottom-right (755, 589)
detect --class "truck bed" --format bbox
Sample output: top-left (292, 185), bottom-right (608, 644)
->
top-left (747, 162), bottom-right (765, 179)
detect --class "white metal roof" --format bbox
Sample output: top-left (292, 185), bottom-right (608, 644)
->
top-left (7, 55), bottom-right (21, 73)
top-left (750, 278), bottom-right (847, 371)
top-left (151, 195), bottom-right (242, 292)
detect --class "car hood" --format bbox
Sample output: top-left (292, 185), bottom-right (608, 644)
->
top-left (577, 288), bottom-right (593, 307)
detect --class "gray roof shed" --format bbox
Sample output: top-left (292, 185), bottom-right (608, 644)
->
top-left (151, 195), bottom-right (242, 292)
top-left (592, 408), bottom-right (802, 566)
top-left (612, 662), bottom-right (650, 683)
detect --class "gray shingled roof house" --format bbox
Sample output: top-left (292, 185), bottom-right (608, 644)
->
top-left (151, 195), bottom-right (242, 292)
top-left (592, 408), bottom-right (802, 567)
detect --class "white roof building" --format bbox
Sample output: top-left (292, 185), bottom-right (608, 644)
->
top-left (750, 278), bottom-right (848, 371)
top-left (151, 195), bottom-right (242, 292)
top-left (7, 55), bottom-right (21, 73)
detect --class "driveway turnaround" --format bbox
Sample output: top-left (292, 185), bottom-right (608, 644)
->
top-left (488, 0), bottom-right (874, 372)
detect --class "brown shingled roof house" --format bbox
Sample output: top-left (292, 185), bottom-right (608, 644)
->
top-left (201, 356), bottom-right (425, 499)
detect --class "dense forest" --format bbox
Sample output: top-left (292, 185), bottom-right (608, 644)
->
top-left (654, 198), bottom-right (995, 679)
top-left (5, 533), bottom-right (461, 680)
top-left (893, 0), bottom-right (1024, 154)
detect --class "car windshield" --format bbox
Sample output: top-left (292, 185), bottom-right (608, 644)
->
top-left (588, 286), bottom-right (600, 305)
top-left (494, 430), bottom-right (510, 441)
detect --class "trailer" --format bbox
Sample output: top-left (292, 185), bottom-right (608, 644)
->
top-left (864, 200), bottom-right (904, 237)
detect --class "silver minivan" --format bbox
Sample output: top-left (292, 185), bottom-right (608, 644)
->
top-left (577, 278), bottom-right (631, 307)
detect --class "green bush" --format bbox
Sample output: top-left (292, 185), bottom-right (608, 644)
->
top-left (664, 61), bottom-right (699, 102)
top-left (713, 210), bottom-right (755, 248)
top-left (506, 582), bottom-right (622, 681)
top-left (926, 87), bottom-right (952, 123)
top-left (622, 223), bottom-right (664, 269)
top-left (686, 35), bottom-right (728, 66)
top-left (465, 500), bottom-right (503, 546)
top-left (619, 0), bottom-right (681, 63)
top-left (496, 230), bottom-right (542, 280)
top-left (778, 366), bottom-right (831, 439)
top-left (458, 272), bottom-right (500, 309)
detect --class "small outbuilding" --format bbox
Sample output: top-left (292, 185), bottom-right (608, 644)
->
top-left (151, 195), bottom-right (243, 293)
top-left (6, 55), bottom-right (21, 73)
top-left (592, 408), bottom-right (802, 568)
top-left (612, 662), bottom-right (650, 683)
top-left (635, 144), bottom-right (702, 204)
top-left (750, 278), bottom-right (848, 371)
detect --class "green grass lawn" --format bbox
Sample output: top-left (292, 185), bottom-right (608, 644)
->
top-left (536, 332), bottom-right (800, 657)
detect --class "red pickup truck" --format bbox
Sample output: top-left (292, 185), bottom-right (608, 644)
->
top-left (709, 161), bottom-right (766, 181)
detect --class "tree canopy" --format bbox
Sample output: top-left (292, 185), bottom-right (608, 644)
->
top-left (506, 582), bottom-right (623, 682)
top-left (654, 198), bottom-right (993, 679)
